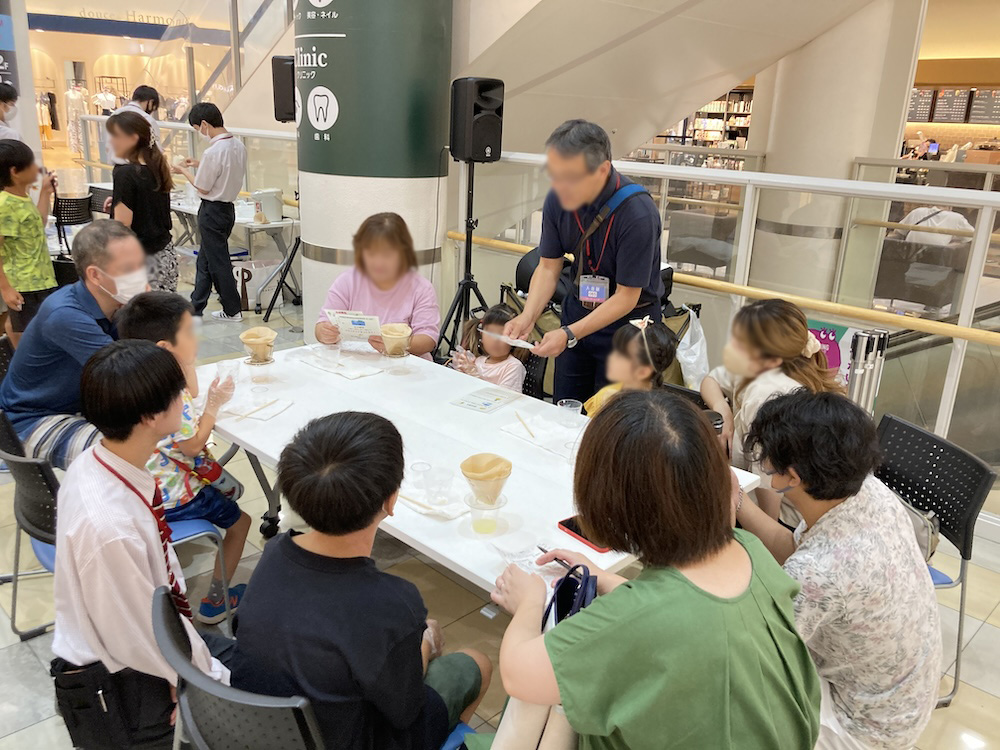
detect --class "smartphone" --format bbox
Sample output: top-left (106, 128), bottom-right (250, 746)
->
top-left (558, 516), bottom-right (611, 554)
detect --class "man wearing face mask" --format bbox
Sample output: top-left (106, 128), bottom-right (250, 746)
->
top-left (0, 84), bottom-right (22, 142)
top-left (172, 102), bottom-right (248, 322)
top-left (0, 220), bottom-right (147, 469)
top-left (105, 86), bottom-right (162, 167)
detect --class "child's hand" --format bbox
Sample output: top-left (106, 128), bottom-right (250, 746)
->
top-left (2, 287), bottom-right (23, 311)
top-left (315, 322), bottom-right (340, 345)
top-left (40, 173), bottom-right (56, 193)
top-left (368, 335), bottom-right (385, 353)
top-left (204, 376), bottom-right (235, 416)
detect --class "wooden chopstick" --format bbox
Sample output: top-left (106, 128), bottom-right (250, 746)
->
top-left (400, 493), bottom-right (435, 512)
top-left (236, 399), bottom-right (279, 421)
top-left (515, 411), bottom-right (535, 438)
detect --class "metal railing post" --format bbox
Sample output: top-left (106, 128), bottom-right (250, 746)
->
top-left (81, 123), bottom-right (92, 184)
top-left (933, 205), bottom-right (995, 437)
top-left (229, 0), bottom-right (243, 92)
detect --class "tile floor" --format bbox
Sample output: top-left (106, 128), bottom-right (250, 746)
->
top-left (0, 290), bottom-right (999, 748)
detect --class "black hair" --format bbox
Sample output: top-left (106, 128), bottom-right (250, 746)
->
top-left (277, 412), bottom-right (404, 535)
top-left (0, 139), bottom-right (34, 188)
top-left (612, 320), bottom-right (677, 387)
top-left (188, 102), bottom-right (224, 129)
top-left (131, 85), bottom-right (160, 110)
top-left (545, 119), bottom-right (612, 171)
top-left (118, 291), bottom-right (194, 345)
top-left (460, 304), bottom-right (529, 362)
top-left (743, 390), bottom-right (881, 501)
top-left (0, 83), bottom-right (18, 105)
top-left (81, 340), bottom-right (186, 442)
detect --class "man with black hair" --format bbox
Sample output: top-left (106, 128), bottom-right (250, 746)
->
top-left (0, 82), bottom-right (21, 141)
top-left (173, 102), bottom-right (247, 321)
top-left (0, 219), bottom-right (147, 469)
top-left (0, 138), bottom-right (57, 345)
top-left (106, 85), bottom-right (162, 166)
top-left (51, 340), bottom-right (231, 750)
top-left (232, 411), bottom-right (492, 750)
top-left (736, 391), bottom-right (940, 750)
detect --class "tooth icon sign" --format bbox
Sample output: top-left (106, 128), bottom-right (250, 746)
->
top-left (307, 86), bottom-right (339, 131)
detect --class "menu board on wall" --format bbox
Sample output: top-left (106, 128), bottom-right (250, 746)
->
top-left (932, 88), bottom-right (971, 123)
top-left (907, 88), bottom-right (935, 122)
top-left (969, 89), bottom-right (1000, 125)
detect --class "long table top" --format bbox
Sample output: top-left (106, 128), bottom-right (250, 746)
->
top-left (201, 346), bottom-right (760, 592)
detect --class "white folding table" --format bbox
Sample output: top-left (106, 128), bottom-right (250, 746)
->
top-left (202, 347), bottom-right (760, 593)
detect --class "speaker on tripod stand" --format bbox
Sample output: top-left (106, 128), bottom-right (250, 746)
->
top-left (436, 77), bottom-right (504, 355)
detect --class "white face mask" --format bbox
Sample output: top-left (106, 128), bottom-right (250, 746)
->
top-left (198, 125), bottom-right (211, 142)
top-left (3, 104), bottom-right (17, 121)
top-left (98, 267), bottom-right (148, 304)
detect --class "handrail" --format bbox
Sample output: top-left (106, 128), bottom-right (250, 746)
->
top-left (449, 231), bottom-right (1000, 347)
top-left (854, 156), bottom-right (1000, 176)
top-left (80, 115), bottom-right (297, 142)
top-left (639, 143), bottom-right (766, 159)
top-left (854, 218), bottom-right (974, 238)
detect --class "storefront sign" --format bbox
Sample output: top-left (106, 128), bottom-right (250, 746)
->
top-left (293, 0), bottom-right (451, 178)
top-left (0, 1), bottom-right (19, 88)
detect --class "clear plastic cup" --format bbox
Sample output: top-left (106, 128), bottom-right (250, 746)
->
top-left (410, 461), bottom-right (431, 497)
top-left (216, 359), bottom-right (240, 385)
top-left (464, 493), bottom-right (507, 535)
top-left (424, 466), bottom-right (454, 505)
top-left (556, 399), bottom-right (584, 427)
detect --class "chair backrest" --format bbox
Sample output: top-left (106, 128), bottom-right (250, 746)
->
top-left (876, 414), bottom-right (996, 560)
top-left (522, 353), bottom-right (547, 400)
top-left (0, 335), bottom-right (13, 385)
top-left (661, 382), bottom-right (708, 410)
top-left (54, 195), bottom-right (94, 228)
top-left (0, 411), bottom-right (59, 544)
top-left (151, 587), bottom-right (326, 750)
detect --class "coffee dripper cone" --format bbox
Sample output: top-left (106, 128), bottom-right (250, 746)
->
top-left (239, 326), bottom-right (277, 364)
top-left (460, 453), bottom-right (512, 505)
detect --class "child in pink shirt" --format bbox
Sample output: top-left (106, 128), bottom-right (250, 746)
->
top-left (451, 305), bottom-right (528, 392)
top-left (315, 213), bottom-right (440, 359)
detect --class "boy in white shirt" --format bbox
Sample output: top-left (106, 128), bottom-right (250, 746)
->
top-left (173, 102), bottom-right (248, 322)
top-left (50, 340), bottom-right (232, 750)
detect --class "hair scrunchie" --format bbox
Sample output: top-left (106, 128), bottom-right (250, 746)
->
top-left (801, 331), bottom-right (822, 358)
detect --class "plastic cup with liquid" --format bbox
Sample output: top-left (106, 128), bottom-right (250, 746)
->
top-left (556, 399), bottom-right (584, 427)
top-left (465, 494), bottom-right (508, 534)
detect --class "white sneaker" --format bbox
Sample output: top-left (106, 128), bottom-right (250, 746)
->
top-left (211, 310), bottom-right (243, 322)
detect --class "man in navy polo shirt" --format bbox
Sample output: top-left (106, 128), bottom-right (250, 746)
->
top-left (0, 220), bottom-right (146, 469)
top-left (506, 120), bottom-right (663, 404)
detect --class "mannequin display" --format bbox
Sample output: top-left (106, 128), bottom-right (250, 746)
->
top-left (65, 85), bottom-right (88, 153)
top-left (37, 94), bottom-right (52, 148)
top-left (92, 87), bottom-right (117, 115)
top-left (173, 96), bottom-right (189, 122)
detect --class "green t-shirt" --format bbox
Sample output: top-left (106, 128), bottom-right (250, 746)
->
top-left (0, 190), bottom-right (56, 293)
top-left (541, 530), bottom-right (819, 750)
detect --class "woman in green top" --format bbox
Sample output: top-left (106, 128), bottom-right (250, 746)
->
top-left (488, 390), bottom-right (820, 750)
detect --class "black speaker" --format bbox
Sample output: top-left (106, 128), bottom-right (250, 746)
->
top-left (449, 77), bottom-right (504, 163)
top-left (271, 56), bottom-right (295, 123)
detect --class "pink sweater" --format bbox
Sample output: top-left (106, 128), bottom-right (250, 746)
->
top-left (318, 268), bottom-right (441, 355)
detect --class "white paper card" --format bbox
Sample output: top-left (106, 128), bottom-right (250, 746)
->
top-left (481, 328), bottom-right (535, 350)
top-left (451, 386), bottom-right (521, 413)
top-left (324, 309), bottom-right (381, 341)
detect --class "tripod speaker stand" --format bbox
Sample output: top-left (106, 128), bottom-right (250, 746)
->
top-left (437, 160), bottom-right (489, 354)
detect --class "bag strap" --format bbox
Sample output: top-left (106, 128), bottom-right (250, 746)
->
top-left (912, 208), bottom-right (945, 227)
top-left (574, 183), bottom-right (648, 285)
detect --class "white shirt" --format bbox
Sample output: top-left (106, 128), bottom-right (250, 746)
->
top-left (106, 102), bottom-right (162, 166)
top-left (899, 206), bottom-right (973, 246)
top-left (52, 443), bottom-right (229, 686)
top-left (195, 133), bottom-right (247, 203)
top-left (0, 120), bottom-right (22, 142)
top-left (784, 476), bottom-right (941, 749)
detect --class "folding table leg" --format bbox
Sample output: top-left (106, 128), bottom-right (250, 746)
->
top-left (246, 451), bottom-right (280, 540)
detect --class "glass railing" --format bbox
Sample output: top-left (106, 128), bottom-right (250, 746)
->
top-left (624, 143), bottom-right (765, 172)
top-left (452, 151), bottom-right (1000, 518)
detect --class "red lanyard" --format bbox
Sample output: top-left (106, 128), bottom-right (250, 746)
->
top-left (573, 174), bottom-right (620, 275)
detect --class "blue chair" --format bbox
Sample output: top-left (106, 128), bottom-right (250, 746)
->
top-left (876, 414), bottom-right (996, 708)
top-left (441, 722), bottom-right (476, 750)
top-left (168, 519), bottom-right (234, 634)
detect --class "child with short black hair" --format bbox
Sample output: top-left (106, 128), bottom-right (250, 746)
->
top-left (451, 304), bottom-right (528, 391)
top-left (118, 290), bottom-right (251, 624)
top-left (0, 138), bottom-right (57, 345)
top-left (232, 411), bottom-right (492, 750)
top-left (584, 316), bottom-right (677, 416)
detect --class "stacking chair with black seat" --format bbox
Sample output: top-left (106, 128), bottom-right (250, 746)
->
top-left (152, 586), bottom-right (326, 750)
top-left (0, 410), bottom-right (59, 640)
top-left (875, 414), bottom-right (996, 708)
top-left (0, 334), bottom-right (13, 382)
top-left (54, 194), bottom-right (93, 250)
top-left (521, 352), bottom-right (547, 400)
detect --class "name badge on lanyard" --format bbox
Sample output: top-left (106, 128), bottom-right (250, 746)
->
top-left (580, 274), bottom-right (610, 304)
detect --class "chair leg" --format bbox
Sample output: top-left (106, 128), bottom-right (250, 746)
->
top-left (212, 533), bottom-right (233, 638)
top-left (216, 442), bottom-right (240, 466)
top-left (10, 528), bottom-right (53, 641)
top-left (938, 557), bottom-right (968, 708)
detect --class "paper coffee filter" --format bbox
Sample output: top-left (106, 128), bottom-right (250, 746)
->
top-left (381, 323), bottom-right (412, 337)
top-left (460, 453), bottom-right (512, 504)
top-left (239, 327), bottom-right (278, 345)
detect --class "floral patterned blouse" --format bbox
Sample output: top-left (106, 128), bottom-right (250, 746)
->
top-left (784, 475), bottom-right (942, 750)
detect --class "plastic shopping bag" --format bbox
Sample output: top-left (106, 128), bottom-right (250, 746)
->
top-left (675, 305), bottom-right (710, 389)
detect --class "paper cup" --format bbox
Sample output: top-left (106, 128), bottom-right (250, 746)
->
top-left (381, 323), bottom-right (412, 357)
top-left (460, 453), bottom-right (512, 505)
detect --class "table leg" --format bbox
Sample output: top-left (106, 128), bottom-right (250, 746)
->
top-left (254, 229), bottom-right (302, 314)
top-left (246, 451), bottom-right (281, 539)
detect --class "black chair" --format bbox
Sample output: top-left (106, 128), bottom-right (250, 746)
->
top-left (0, 334), bottom-right (13, 384)
top-left (522, 353), bottom-right (547, 400)
top-left (0, 410), bottom-right (59, 640)
top-left (151, 586), bottom-right (326, 750)
top-left (661, 382), bottom-right (708, 410)
top-left (54, 194), bottom-right (93, 250)
top-left (875, 414), bottom-right (996, 708)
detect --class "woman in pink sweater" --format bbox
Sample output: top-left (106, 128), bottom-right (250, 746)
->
top-left (314, 213), bottom-right (441, 359)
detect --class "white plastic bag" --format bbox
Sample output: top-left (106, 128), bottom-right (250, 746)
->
top-left (675, 305), bottom-right (710, 389)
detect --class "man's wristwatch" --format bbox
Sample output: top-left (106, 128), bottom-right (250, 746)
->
top-left (561, 326), bottom-right (579, 349)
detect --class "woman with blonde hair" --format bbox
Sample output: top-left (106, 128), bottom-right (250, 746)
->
top-left (701, 298), bottom-right (842, 518)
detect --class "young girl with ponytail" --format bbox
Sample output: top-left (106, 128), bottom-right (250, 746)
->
top-left (107, 111), bottom-right (176, 291)
top-left (701, 298), bottom-right (843, 518)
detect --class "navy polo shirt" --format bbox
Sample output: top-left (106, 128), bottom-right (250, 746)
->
top-left (0, 281), bottom-right (117, 434)
top-left (538, 168), bottom-right (663, 323)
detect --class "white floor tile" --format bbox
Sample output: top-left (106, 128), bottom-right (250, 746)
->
top-left (0, 716), bottom-right (71, 749)
top-left (0, 642), bottom-right (57, 737)
top-left (949, 620), bottom-right (1000, 698)
top-left (939, 603), bottom-right (984, 672)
